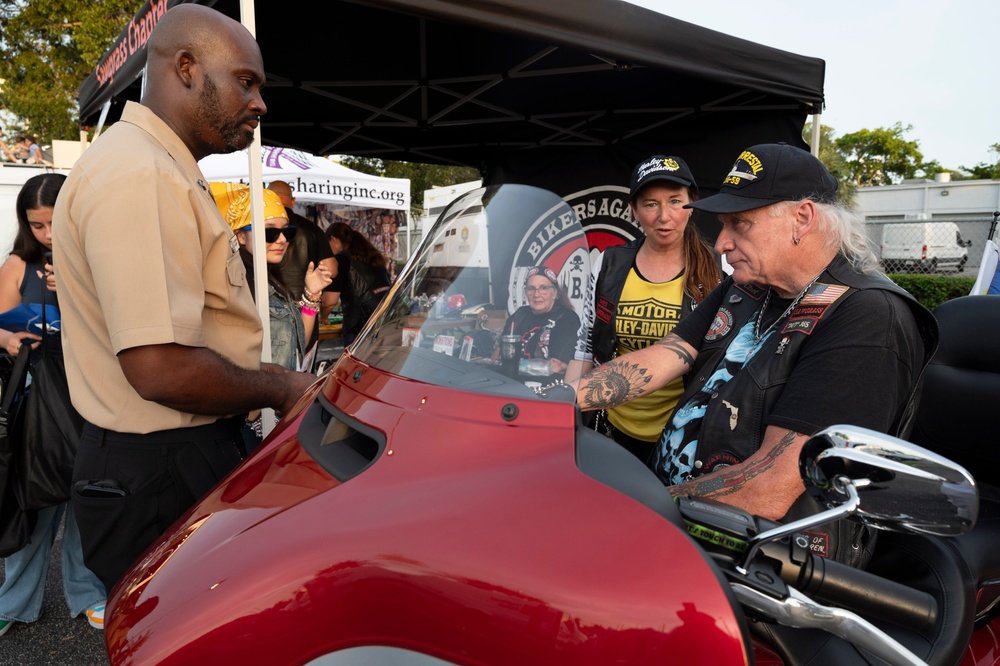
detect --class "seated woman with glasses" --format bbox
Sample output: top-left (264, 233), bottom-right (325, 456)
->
top-left (497, 266), bottom-right (581, 380)
top-left (211, 182), bottom-right (332, 372)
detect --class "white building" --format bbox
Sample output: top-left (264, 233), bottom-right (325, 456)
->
top-left (854, 175), bottom-right (999, 274)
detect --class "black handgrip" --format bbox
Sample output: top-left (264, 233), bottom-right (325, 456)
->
top-left (766, 540), bottom-right (939, 634)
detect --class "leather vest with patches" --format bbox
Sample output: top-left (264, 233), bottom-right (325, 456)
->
top-left (591, 237), bottom-right (695, 365)
top-left (682, 254), bottom-right (937, 477)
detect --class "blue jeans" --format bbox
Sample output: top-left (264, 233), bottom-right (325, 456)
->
top-left (0, 503), bottom-right (106, 622)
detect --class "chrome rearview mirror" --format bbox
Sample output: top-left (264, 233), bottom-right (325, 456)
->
top-left (799, 424), bottom-right (978, 536)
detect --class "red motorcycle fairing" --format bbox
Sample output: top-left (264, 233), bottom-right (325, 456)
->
top-left (107, 354), bottom-right (751, 665)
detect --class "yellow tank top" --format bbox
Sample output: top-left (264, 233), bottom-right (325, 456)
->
top-left (607, 267), bottom-right (685, 442)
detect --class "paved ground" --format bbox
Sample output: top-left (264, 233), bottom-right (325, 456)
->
top-left (0, 520), bottom-right (109, 666)
top-left (0, 340), bottom-right (345, 666)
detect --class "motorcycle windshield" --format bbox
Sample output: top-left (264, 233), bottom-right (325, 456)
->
top-left (350, 184), bottom-right (591, 402)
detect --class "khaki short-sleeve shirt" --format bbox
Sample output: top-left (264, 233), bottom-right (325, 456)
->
top-left (53, 102), bottom-right (263, 432)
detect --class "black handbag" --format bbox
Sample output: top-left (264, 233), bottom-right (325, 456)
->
top-left (13, 295), bottom-right (83, 512)
top-left (0, 344), bottom-right (37, 557)
top-left (14, 350), bottom-right (84, 510)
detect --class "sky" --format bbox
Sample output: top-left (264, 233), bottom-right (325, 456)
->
top-left (627, 0), bottom-right (1000, 172)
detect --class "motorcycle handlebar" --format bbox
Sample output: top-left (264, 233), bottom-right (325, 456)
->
top-left (762, 540), bottom-right (939, 634)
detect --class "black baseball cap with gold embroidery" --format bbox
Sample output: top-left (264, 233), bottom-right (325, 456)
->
top-left (629, 155), bottom-right (697, 201)
top-left (686, 142), bottom-right (838, 214)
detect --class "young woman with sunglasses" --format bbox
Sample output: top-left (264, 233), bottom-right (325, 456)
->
top-left (211, 183), bottom-right (332, 372)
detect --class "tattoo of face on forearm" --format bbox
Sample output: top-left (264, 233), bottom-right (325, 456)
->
top-left (579, 361), bottom-right (653, 409)
top-left (653, 336), bottom-right (695, 368)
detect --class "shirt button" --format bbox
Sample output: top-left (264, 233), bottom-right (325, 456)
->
top-left (710, 392), bottom-right (719, 399)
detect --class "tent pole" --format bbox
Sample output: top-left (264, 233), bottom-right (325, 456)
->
top-left (810, 113), bottom-right (821, 157)
top-left (93, 101), bottom-right (113, 142)
top-left (240, 0), bottom-right (276, 438)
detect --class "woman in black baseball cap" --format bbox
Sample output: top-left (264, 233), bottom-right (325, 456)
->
top-left (571, 155), bottom-right (720, 463)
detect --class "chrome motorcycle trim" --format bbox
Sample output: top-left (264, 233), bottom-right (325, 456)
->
top-left (731, 582), bottom-right (928, 666)
top-left (737, 478), bottom-right (859, 574)
top-left (800, 425), bottom-right (978, 536)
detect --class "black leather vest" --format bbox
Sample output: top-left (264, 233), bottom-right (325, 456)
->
top-left (680, 254), bottom-right (938, 477)
top-left (591, 238), bottom-right (695, 364)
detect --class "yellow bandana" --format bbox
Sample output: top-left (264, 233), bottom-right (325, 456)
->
top-left (210, 182), bottom-right (288, 231)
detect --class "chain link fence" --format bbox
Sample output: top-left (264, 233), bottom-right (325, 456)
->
top-left (868, 218), bottom-right (992, 276)
top-left (399, 218), bottom-right (993, 278)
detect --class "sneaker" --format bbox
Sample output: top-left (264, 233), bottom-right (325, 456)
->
top-left (0, 619), bottom-right (12, 637)
top-left (86, 604), bottom-right (105, 630)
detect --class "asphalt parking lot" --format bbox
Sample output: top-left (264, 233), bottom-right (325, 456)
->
top-left (0, 521), bottom-right (109, 666)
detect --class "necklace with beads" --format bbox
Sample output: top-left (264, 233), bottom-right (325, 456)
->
top-left (753, 274), bottom-right (822, 344)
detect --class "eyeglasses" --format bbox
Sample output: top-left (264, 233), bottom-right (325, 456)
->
top-left (240, 225), bottom-right (298, 242)
top-left (525, 285), bottom-right (554, 294)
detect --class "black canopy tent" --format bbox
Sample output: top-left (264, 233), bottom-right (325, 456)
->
top-left (77, 0), bottom-right (825, 241)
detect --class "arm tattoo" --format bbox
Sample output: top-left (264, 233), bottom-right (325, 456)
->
top-left (668, 430), bottom-right (799, 499)
top-left (653, 336), bottom-right (695, 368)
top-left (578, 361), bottom-right (652, 410)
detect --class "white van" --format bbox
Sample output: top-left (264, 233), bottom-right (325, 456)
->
top-left (880, 222), bottom-right (972, 273)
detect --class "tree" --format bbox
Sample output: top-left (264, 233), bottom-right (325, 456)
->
top-left (959, 143), bottom-right (1000, 180)
top-left (339, 156), bottom-right (480, 219)
top-left (0, 0), bottom-right (143, 142)
top-left (802, 121), bottom-right (857, 206)
top-left (834, 122), bottom-right (929, 187)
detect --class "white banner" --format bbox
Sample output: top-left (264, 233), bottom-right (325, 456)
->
top-left (199, 146), bottom-right (410, 211)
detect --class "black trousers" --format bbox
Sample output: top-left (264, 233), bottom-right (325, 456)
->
top-left (70, 416), bottom-right (245, 592)
top-left (605, 421), bottom-right (657, 466)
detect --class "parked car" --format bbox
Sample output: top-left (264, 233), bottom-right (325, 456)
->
top-left (880, 221), bottom-right (972, 273)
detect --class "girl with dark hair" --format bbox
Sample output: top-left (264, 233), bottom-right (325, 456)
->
top-left (325, 222), bottom-right (392, 344)
top-left (570, 155), bottom-right (722, 463)
top-left (0, 173), bottom-right (107, 637)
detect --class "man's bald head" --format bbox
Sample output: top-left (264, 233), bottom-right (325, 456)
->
top-left (268, 180), bottom-right (294, 203)
top-left (142, 4), bottom-right (266, 161)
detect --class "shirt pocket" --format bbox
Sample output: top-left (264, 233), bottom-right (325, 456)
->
top-left (226, 251), bottom-right (246, 287)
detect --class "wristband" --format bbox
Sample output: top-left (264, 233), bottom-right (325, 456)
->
top-left (301, 305), bottom-right (318, 317)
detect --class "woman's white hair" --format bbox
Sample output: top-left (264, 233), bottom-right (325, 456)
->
top-left (769, 200), bottom-right (881, 274)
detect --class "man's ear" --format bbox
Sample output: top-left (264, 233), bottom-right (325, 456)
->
top-left (175, 50), bottom-right (197, 88)
top-left (793, 199), bottom-right (819, 239)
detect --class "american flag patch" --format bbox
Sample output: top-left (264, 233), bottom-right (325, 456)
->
top-left (799, 284), bottom-right (848, 306)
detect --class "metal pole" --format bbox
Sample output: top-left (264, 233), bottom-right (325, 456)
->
top-left (240, 0), bottom-right (276, 437)
top-left (810, 113), bottom-right (821, 157)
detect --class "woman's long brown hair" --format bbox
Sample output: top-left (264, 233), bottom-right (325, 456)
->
top-left (681, 189), bottom-right (721, 303)
top-left (326, 222), bottom-right (388, 268)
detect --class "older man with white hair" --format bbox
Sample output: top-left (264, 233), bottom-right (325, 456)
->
top-left (567, 142), bottom-right (938, 564)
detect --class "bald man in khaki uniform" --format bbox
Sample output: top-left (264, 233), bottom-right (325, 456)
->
top-left (53, 4), bottom-right (317, 590)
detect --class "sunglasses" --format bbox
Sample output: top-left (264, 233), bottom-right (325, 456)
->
top-left (239, 225), bottom-right (298, 242)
